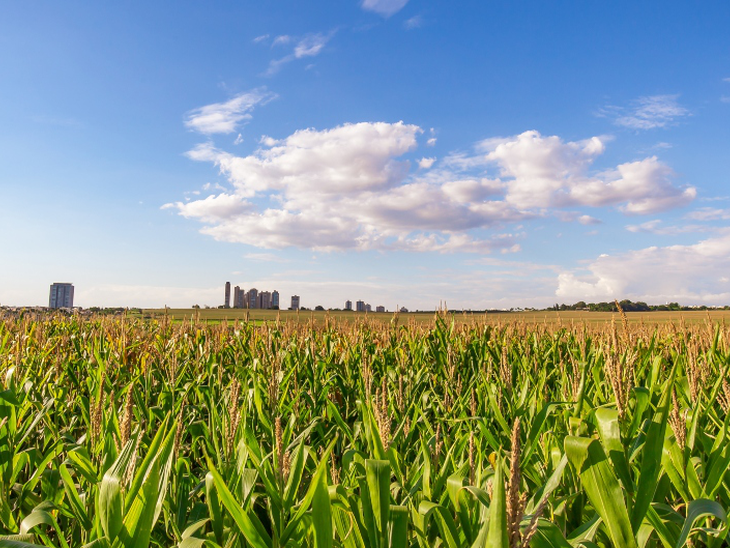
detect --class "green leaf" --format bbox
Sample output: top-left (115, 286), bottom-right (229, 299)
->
top-left (207, 463), bottom-right (272, 548)
top-left (486, 459), bottom-right (508, 548)
top-left (631, 365), bottom-right (675, 532)
top-left (565, 436), bottom-right (638, 548)
top-left (312, 462), bottom-right (333, 548)
top-left (675, 499), bottom-right (727, 548)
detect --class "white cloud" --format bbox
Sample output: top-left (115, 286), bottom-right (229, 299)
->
top-left (604, 94), bottom-right (690, 130)
top-left (418, 157), bottom-right (435, 169)
top-left (267, 32), bottom-right (334, 75)
top-left (624, 220), bottom-right (707, 235)
top-left (163, 193), bottom-right (251, 223)
top-left (721, 96), bottom-right (730, 104)
top-left (482, 130), bottom-right (695, 214)
top-left (426, 137), bottom-right (437, 146)
top-left (272, 35), bottom-right (292, 46)
top-left (184, 89), bottom-right (274, 135)
top-left (685, 207), bottom-right (730, 221)
top-left (361, 0), bottom-right (410, 17)
top-left (579, 215), bottom-right (601, 225)
top-left (556, 232), bottom-right (730, 304)
top-left (170, 125), bottom-right (695, 253)
top-left (171, 121), bottom-right (532, 252)
top-left (253, 34), bottom-right (270, 43)
top-left (404, 15), bottom-right (423, 29)
top-left (243, 253), bottom-right (290, 263)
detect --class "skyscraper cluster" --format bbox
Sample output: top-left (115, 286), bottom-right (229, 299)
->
top-left (349, 300), bottom-right (385, 312)
top-left (224, 282), bottom-right (279, 309)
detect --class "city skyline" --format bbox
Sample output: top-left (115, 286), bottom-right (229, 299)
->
top-left (2, 3), bottom-right (730, 309)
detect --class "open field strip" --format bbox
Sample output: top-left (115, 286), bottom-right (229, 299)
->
top-left (140, 308), bottom-right (730, 326)
top-left (1, 314), bottom-right (730, 546)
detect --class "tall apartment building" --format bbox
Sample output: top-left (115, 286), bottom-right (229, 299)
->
top-left (365, 304), bottom-right (372, 313)
top-left (247, 288), bottom-right (258, 309)
top-left (272, 290), bottom-right (280, 309)
top-left (224, 282), bottom-right (231, 308)
top-left (49, 283), bottom-right (74, 309)
top-left (259, 291), bottom-right (271, 310)
top-left (356, 300), bottom-right (365, 312)
top-left (345, 300), bottom-right (352, 311)
top-left (376, 305), bottom-right (385, 313)
top-left (291, 295), bottom-right (300, 310)
top-left (233, 286), bottom-right (245, 308)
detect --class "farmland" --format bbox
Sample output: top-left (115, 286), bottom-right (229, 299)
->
top-left (1, 312), bottom-right (730, 547)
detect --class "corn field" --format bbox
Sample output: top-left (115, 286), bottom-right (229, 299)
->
top-left (1, 312), bottom-right (730, 547)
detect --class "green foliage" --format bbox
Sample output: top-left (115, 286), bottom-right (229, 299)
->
top-left (0, 313), bottom-right (729, 546)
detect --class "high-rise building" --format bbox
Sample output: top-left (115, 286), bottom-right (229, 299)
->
top-left (291, 295), bottom-right (300, 310)
top-left (376, 305), bottom-right (385, 313)
top-left (247, 288), bottom-right (258, 309)
top-left (49, 283), bottom-right (74, 309)
top-left (259, 291), bottom-right (271, 309)
top-left (345, 300), bottom-right (352, 311)
top-left (224, 282), bottom-right (231, 308)
top-left (233, 286), bottom-right (245, 308)
top-left (365, 304), bottom-right (372, 313)
top-left (356, 300), bottom-right (365, 312)
top-left (272, 290), bottom-right (280, 309)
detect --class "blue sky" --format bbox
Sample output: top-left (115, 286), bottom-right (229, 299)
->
top-left (2, 1), bottom-right (730, 310)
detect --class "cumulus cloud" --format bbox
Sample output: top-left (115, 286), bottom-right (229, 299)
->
top-left (168, 125), bottom-right (695, 253)
top-left (602, 94), bottom-right (690, 130)
top-left (167, 121), bottom-right (532, 252)
top-left (361, 0), bottom-right (410, 17)
top-left (418, 157), bottom-right (435, 169)
top-left (556, 232), bottom-right (730, 304)
top-left (184, 89), bottom-right (274, 135)
top-left (482, 130), bottom-right (695, 214)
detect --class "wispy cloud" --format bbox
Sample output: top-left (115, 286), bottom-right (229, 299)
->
top-left (184, 88), bottom-right (275, 135)
top-left (266, 31), bottom-right (335, 75)
top-left (272, 35), bottom-right (292, 47)
top-left (253, 34), bottom-right (269, 43)
top-left (361, 0), bottom-right (410, 17)
top-left (404, 15), bottom-right (423, 29)
top-left (625, 219), bottom-right (706, 235)
top-left (685, 207), bottom-right (730, 221)
top-left (243, 253), bottom-right (290, 263)
top-left (600, 94), bottom-right (690, 130)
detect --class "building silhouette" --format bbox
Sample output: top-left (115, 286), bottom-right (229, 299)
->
top-left (345, 300), bottom-right (352, 311)
top-left (247, 288), bottom-right (258, 309)
top-left (49, 283), bottom-right (74, 309)
top-left (291, 295), bottom-right (300, 310)
top-left (272, 290), bottom-right (280, 309)
top-left (233, 286), bottom-right (245, 308)
top-left (259, 291), bottom-right (271, 310)
top-left (224, 282), bottom-right (231, 308)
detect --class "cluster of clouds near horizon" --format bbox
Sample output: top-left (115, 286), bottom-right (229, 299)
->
top-left (162, 81), bottom-right (730, 306)
top-left (166, 90), bottom-right (696, 257)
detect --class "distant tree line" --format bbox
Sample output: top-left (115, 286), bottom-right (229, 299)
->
top-left (543, 300), bottom-right (730, 312)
